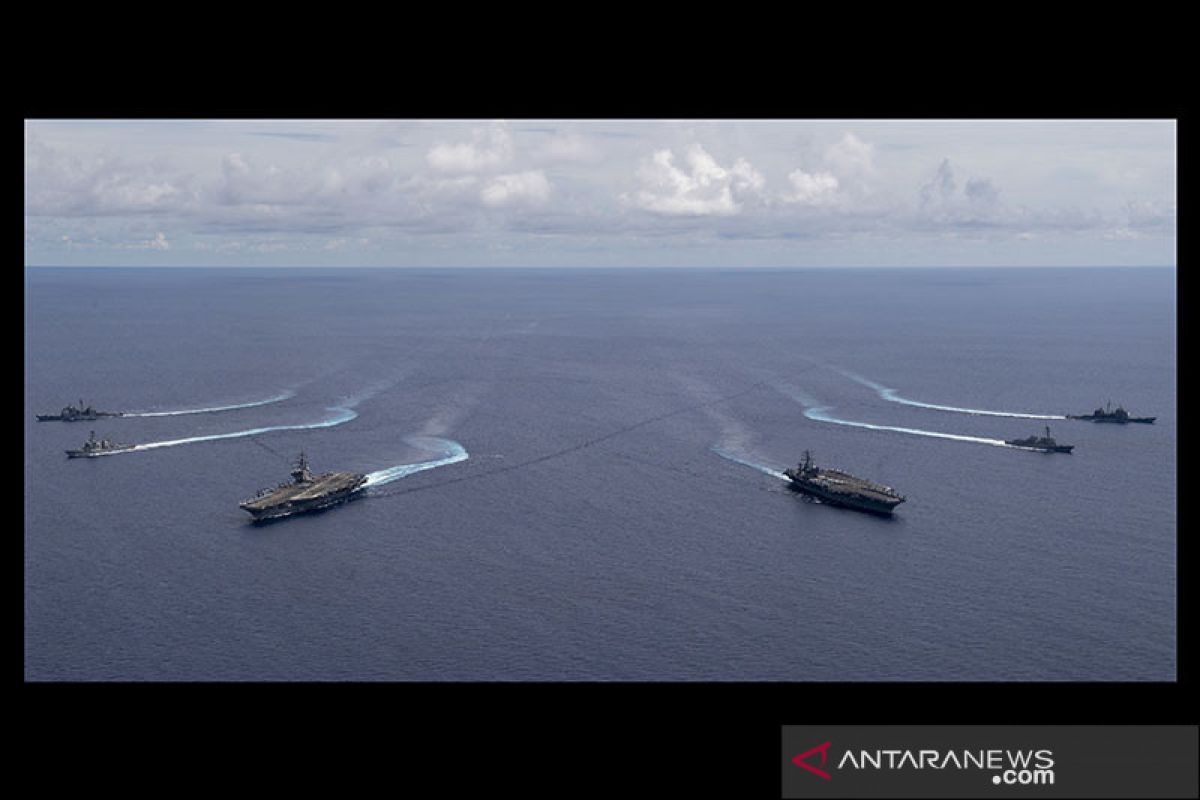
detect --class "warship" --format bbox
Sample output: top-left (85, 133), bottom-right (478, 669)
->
top-left (1067, 401), bottom-right (1155, 424)
top-left (65, 430), bottom-right (136, 458)
top-left (1005, 425), bottom-right (1074, 453)
top-left (239, 452), bottom-right (367, 523)
top-left (782, 451), bottom-right (906, 515)
top-left (37, 399), bottom-right (124, 422)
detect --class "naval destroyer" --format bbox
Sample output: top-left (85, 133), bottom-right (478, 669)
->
top-left (1067, 401), bottom-right (1155, 424)
top-left (37, 399), bottom-right (124, 422)
top-left (66, 430), bottom-right (136, 458)
top-left (240, 453), bottom-right (367, 522)
top-left (1005, 426), bottom-right (1074, 453)
top-left (783, 451), bottom-right (906, 515)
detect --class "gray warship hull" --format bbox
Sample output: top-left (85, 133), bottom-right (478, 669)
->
top-left (240, 467), bottom-right (368, 523)
top-left (39, 412), bottom-right (122, 422)
top-left (782, 457), bottom-right (906, 516)
top-left (65, 430), bottom-right (135, 458)
top-left (785, 479), bottom-right (904, 515)
top-left (1067, 403), bottom-right (1154, 424)
top-left (1004, 442), bottom-right (1074, 453)
top-left (1066, 414), bottom-right (1155, 424)
top-left (66, 444), bottom-right (136, 458)
top-left (1005, 426), bottom-right (1074, 453)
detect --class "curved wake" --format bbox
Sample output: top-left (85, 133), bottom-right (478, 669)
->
top-left (130, 406), bottom-right (359, 452)
top-left (112, 382), bottom-right (402, 455)
top-left (769, 380), bottom-right (1014, 449)
top-left (803, 405), bottom-right (1013, 448)
top-left (123, 391), bottom-right (297, 417)
top-left (834, 368), bottom-right (1065, 420)
top-left (711, 446), bottom-right (789, 480)
top-left (363, 436), bottom-right (469, 487)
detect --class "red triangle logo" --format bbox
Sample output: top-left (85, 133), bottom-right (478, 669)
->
top-left (791, 741), bottom-right (832, 780)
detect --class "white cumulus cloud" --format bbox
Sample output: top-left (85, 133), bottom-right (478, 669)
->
top-left (730, 157), bottom-right (765, 192)
top-left (783, 168), bottom-right (839, 205)
top-left (824, 132), bottom-right (876, 180)
top-left (918, 158), bottom-right (1007, 226)
top-left (427, 122), bottom-right (513, 173)
top-left (25, 134), bottom-right (194, 217)
top-left (480, 170), bottom-right (551, 207)
top-left (627, 144), bottom-right (763, 216)
top-left (778, 132), bottom-right (877, 208)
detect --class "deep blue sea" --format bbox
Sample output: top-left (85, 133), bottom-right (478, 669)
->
top-left (23, 267), bottom-right (1176, 681)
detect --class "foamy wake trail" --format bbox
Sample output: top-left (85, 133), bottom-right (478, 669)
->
top-left (711, 446), bottom-right (790, 480)
top-left (123, 390), bottom-right (297, 417)
top-left (130, 406), bottom-right (359, 452)
top-left (833, 368), bottom-right (1065, 420)
top-left (803, 406), bottom-right (1014, 448)
top-left (769, 380), bottom-right (1014, 449)
top-left (363, 436), bottom-right (469, 488)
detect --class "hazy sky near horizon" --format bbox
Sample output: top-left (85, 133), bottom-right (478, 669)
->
top-left (24, 119), bottom-right (1176, 268)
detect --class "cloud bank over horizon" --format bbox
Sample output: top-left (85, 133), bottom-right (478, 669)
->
top-left (24, 119), bottom-right (1176, 267)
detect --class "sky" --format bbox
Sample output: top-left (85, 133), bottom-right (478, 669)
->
top-left (24, 119), bottom-right (1176, 268)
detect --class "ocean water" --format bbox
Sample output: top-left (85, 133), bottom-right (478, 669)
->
top-left (23, 267), bottom-right (1176, 681)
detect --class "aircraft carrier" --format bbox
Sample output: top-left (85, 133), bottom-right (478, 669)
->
top-left (783, 451), bottom-right (906, 515)
top-left (239, 453), bottom-right (367, 523)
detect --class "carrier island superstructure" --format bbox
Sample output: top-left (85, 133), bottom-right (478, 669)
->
top-left (239, 453), bottom-right (367, 522)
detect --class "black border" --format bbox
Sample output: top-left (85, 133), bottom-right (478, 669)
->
top-left (22, 36), bottom-right (1189, 798)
